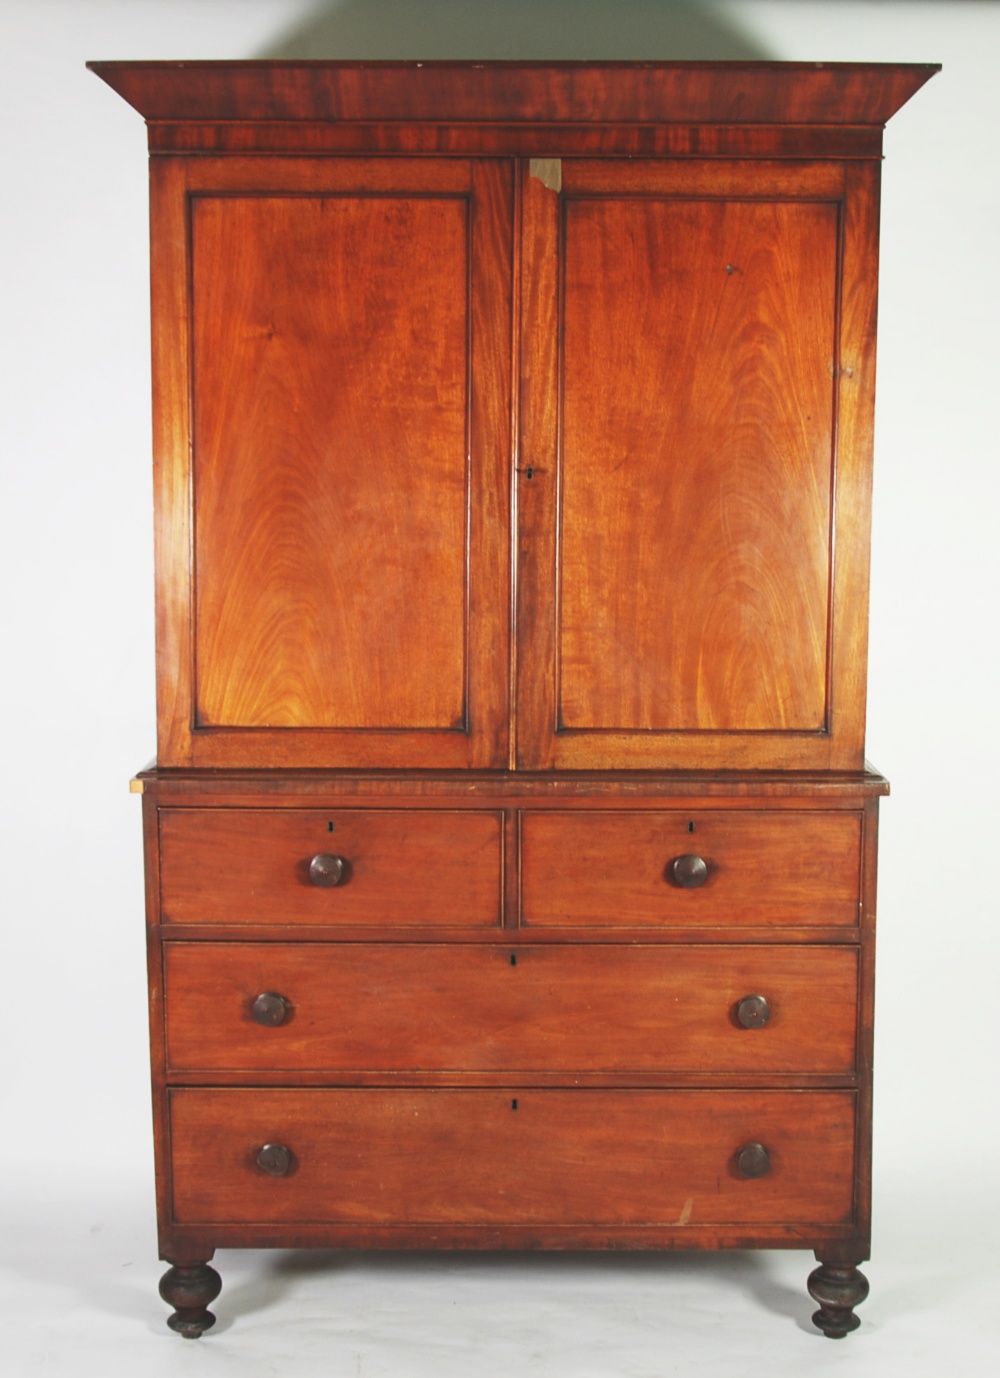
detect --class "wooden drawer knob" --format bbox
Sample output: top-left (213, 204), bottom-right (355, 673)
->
top-left (256, 1143), bottom-right (292, 1177)
top-left (669, 853), bottom-right (709, 888)
top-left (250, 992), bottom-right (289, 1027)
top-left (736, 994), bottom-right (771, 1029)
top-left (308, 853), bottom-right (348, 887)
top-left (736, 1142), bottom-right (771, 1179)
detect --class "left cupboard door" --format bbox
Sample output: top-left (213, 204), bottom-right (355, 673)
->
top-left (150, 157), bottom-right (513, 768)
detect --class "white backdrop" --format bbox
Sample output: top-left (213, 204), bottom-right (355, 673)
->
top-left (1, 3), bottom-right (997, 1374)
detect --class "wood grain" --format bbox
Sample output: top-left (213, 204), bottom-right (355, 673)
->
top-left (89, 60), bottom-right (938, 127)
top-left (516, 158), bottom-right (868, 769)
top-left (521, 810), bottom-right (861, 927)
top-left (163, 941), bottom-right (858, 1075)
top-left (192, 191), bottom-right (468, 730)
top-left (146, 121), bottom-right (887, 161)
top-left (558, 195), bottom-right (837, 733)
top-left (168, 1087), bottom-right (856, 1227)
top-left (159, 808), bottom-right (502, 927)
top-left (150, 156), bottom-right (511, 768)
top-left (139, 766), bottom-right (890, 804)
top-left (149, 158), bottom-right (195, 767)
top-left (827, 161), bottom-right (882, 767)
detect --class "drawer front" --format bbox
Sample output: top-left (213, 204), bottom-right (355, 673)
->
top-left (521, 811), bottom-right (861, 927)
top-left (158, 809), bottom-right (502, 926)
top-left (169, 1088), bottom-right (856, 1226)
top-left (164, 942), bottom-right (858, 1074)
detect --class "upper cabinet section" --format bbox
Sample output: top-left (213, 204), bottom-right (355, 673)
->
top-left (91, 62), bottom-right (938, 771)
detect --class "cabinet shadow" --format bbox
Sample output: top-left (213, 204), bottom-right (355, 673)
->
top-left (256, 0), bottom-right (773, 62)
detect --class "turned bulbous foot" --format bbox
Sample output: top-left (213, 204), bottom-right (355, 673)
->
top-left (807, 1261), bottom-right (869, 1338)
top-left (159, 1261), bottom-right (222, 1338)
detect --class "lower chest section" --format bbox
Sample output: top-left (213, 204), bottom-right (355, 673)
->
top-left (144, 785), bottom-right (876, 1247)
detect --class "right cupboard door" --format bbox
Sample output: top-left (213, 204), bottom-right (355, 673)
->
top-left (516, 158), bottom-right (879, 771)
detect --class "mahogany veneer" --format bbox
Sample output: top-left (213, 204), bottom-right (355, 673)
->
top-left (162, 942), bottom-right (859, 1075)
top-left (169, 1088), bottom-right (857, 1231)
top-left (159, 808), bottom-right (503, 926)
top-left (93, 59), bottom-right (937, 1340)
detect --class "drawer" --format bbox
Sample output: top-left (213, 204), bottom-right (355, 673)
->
top-left (164, 942), bottom-right (858, 1074)
top-left (521, 811), bottom-right (861, 927)
top-left (169, 1088), bottom-right (856, 1226)
top-left (158, 808), bottom-right (502, 926)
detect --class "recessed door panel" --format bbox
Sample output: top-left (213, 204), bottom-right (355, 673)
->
top-left (193, 193), bottom-right (469, 731)
top-left (560, 197), bottom-right (837, 733)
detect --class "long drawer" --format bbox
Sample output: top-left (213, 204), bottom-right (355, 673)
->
top-left (521, 810), bottom-right (862, 927)
top-left (163, 942), bottom-right (858, 1074)
top-left (169, 1088), bottom-right (856, 1226)
top-left (158, 808), bottom-right (502, 926)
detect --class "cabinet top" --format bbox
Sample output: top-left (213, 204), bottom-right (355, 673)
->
top-left (88, 60), bottom-right (938, 128)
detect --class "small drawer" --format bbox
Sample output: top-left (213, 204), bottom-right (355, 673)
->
top-left (521, 810), bottom-right (861, 927)
top-left (163, 942), bottom-right (858, 1074)
top-left (158, 808), bottom-right (502, 926)
top-left (169, 1087), bottom-right (856, 1227)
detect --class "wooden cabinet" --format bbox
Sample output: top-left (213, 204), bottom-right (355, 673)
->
top-left (92, 59), bottom-right (937, 1340)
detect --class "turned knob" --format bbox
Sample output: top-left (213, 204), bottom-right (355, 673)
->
top-left (669, 853), bottom-right (709, 888)
top-left (308, 852), bottom-right (348, 887)
top-left (736, 1142), bottom-right (771, 1179)
top-left (735, 994), bottom-right (771, 1029)
top-left (250, 992), bottom-right (289, 1027)
top-left (256, 1143), bottom-right (292, 1177)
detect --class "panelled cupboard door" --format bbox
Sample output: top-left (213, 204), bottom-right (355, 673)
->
top-left (516, 159), bottom-right (878, 770)
top-left (151, 156), bottom-right (512, 768)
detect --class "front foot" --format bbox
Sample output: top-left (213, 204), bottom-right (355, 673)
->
top-left (807, 1260), bottom-right (869, 1338)
top-left (159, 1261), bottom-right (222, 1337)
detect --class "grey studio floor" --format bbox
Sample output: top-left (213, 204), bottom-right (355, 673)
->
top-left (2, 1160), bottom-right (995, 1377)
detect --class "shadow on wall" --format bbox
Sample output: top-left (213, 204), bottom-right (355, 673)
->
top-left (257, 0), bottom-right (772, 61)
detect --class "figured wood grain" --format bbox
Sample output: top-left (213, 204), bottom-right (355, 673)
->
top-left (168, 1087), bottom-right (856, 1227)
top-left (146, 121), bottom-right (887, 161)
top-left (163, 942), bottom-right (857, 1075)
top-left (521, 810), bottom-right (861, 926)
top-left (158, 809), bottom-right (502, 926)
top-left (192, 191), bottom-right (468, 730)
top-left (89, 61), bottom-right (938, 127)
top-left (559, 196), bottom-right (836, 732)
